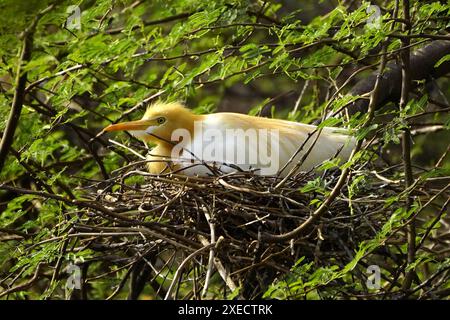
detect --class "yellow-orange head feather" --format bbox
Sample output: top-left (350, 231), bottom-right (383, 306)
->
top-left (104, 101), bottom-right (199, 145)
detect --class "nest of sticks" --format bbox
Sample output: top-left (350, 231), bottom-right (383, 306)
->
top-left (70, 154), bottom-right (416, 300)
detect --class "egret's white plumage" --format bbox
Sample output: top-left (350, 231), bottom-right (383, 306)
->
top-left (104, 102), bottom-right (356, 177)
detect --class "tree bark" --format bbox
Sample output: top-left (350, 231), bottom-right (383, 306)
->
top-left (0, 4), bottom-right (54, 173)
top-left (348, 39), bottom-right (450, 114)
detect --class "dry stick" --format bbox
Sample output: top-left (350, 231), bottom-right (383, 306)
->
top-left (201, 202), bottom-right (216, 297)
top-left (0, 184), bottom-right (201, 250)
top-left (0, 5), bottom-right (54, 172)
top-left (262, 43), bottom-right (390, 243)
top-left (435, 145), bottom-right (450, 168)
top-left (0, 263), bottom-right (43, 298)
top-left (91, 90), bottom-right (165, 146)
top-left (325, 63), bottom-right (378, 119)
top-left (274, 127), bottom-right (323, 189)
top-left (10, 147), bottom-right (75, 199)
top-left (108, 139), bottom-right (147, 160)
top-left (274, 60), bottom-right (368, 185)
top-left (49, 236), bottom-right (70, 291)
top-left (292, 80), bottom-right (310, 114)
top-left (197, 236), bottom-right (237, 293)
top-left (116, 90), bottom-right (166, 122)
top-left (106, 266), bottom-right (134, 300)
top-left (164, 243), bottom-right (216, 300)
top-left (25, 64), bottom-right (85, 92)
top-left (400, 0), bottom-right (416, 292)
top-left (105, 12), bottom-right (193, 35)
top-left (415, 197), bottom-right (450, 253)
top-left (416, 268), bottom-right (450, 299)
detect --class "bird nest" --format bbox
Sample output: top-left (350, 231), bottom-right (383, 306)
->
top-left (72, 157), bottom-right (405, 300)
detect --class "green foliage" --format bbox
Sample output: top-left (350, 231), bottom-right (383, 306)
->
top-left (0, 0), bottom-right (449, 300)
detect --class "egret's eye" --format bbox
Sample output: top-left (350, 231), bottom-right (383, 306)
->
top-left (157, 117), bottom-right (166, 125)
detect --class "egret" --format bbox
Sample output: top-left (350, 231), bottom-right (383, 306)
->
top-left (103, 102), bottom-right (356, 177)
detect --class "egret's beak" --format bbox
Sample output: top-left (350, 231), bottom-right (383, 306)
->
top-left (103, 119), bottom-right (155, 132)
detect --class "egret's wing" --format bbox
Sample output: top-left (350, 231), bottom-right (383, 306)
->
top-left (178, 113), bottom-right (356, 176)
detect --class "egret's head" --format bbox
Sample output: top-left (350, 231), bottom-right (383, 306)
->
top-left (103, 102), bottom-right (196, 144)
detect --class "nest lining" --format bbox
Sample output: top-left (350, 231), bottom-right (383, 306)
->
top-left (71, 159), bottom-right (404, 299)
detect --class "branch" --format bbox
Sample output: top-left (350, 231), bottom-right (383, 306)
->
top-left (0, 263), bottom-right (43, 298)
top-left (0, 5), bottom-right (54, 173)
top-left (201, 204), bottom-right (216, 297)
top-left (104, 12), bottom-right (193, 35)
top-left (348, 38), bottom-right (450, 114)
top-left (0, 184), bottom-right (202, 250)
top-left (198, 235), bottom-right (237, 293)
top-left (261, 43), bottom-right (390, 243)
top-left (164, 243), bottom-right (215, 300)
top-left (399, 0), bottom-right (416, 292)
